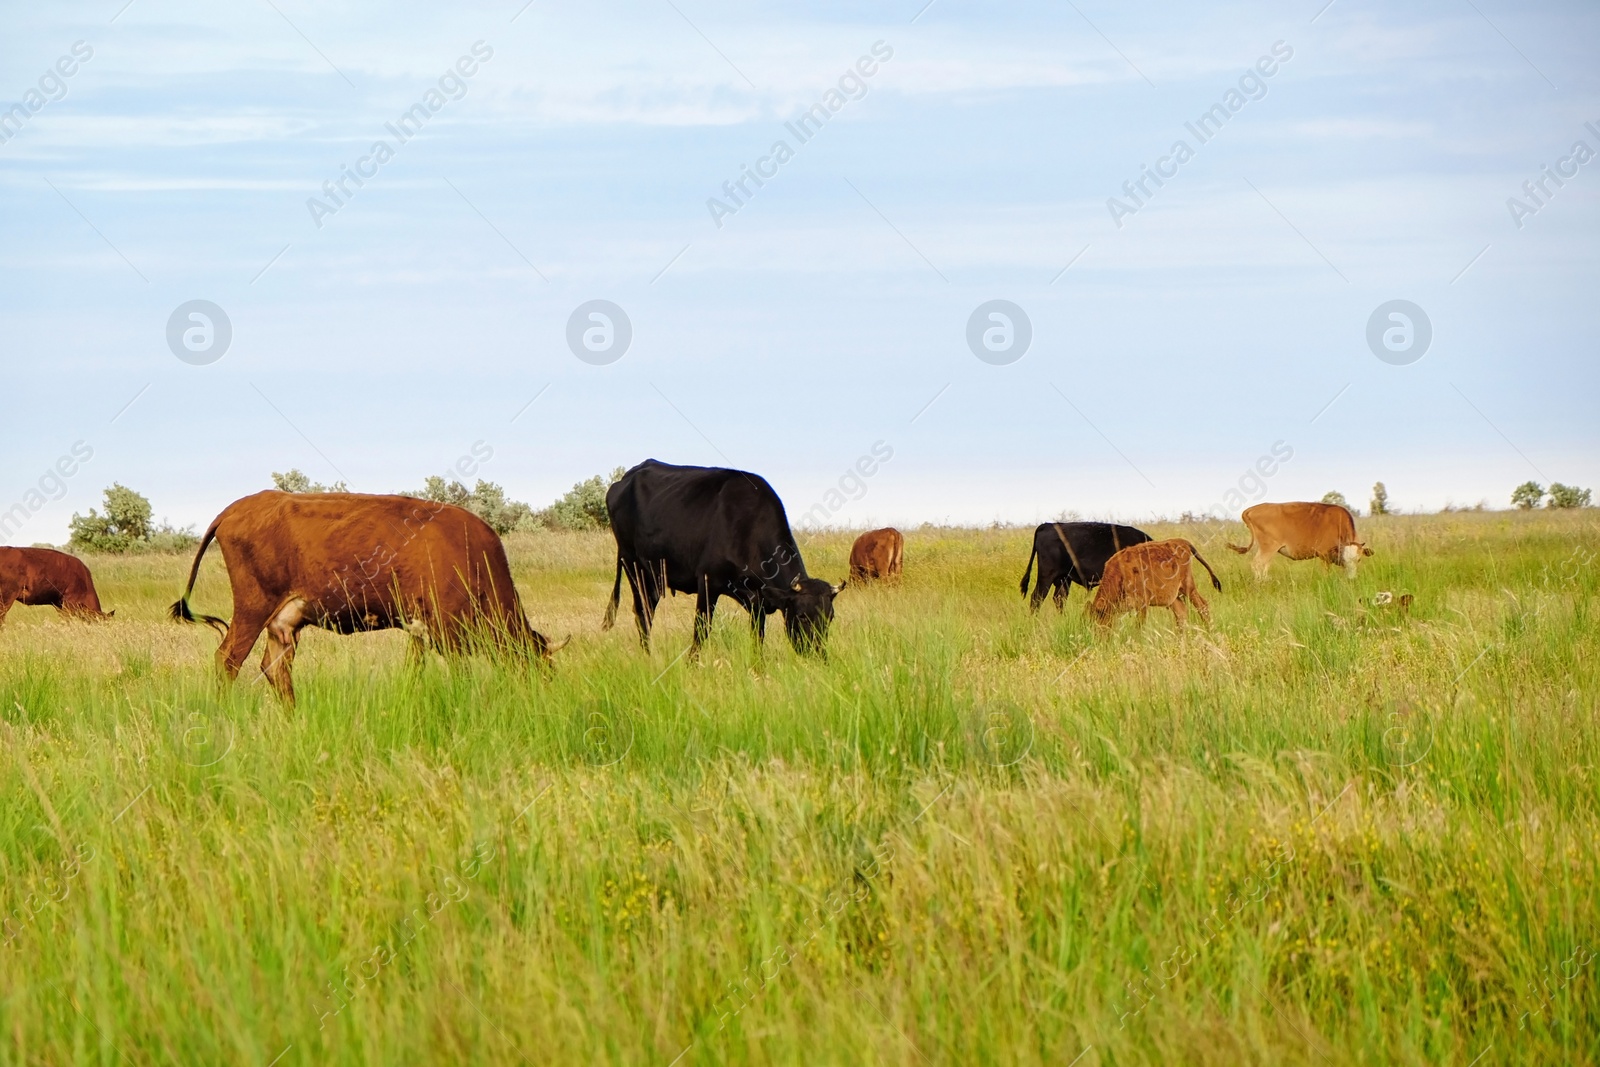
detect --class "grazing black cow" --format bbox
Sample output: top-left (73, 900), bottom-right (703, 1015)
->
top-left (602, 460), bottom-right (845, 656)
top-left (1018, 521), bottom-right (1153, 614)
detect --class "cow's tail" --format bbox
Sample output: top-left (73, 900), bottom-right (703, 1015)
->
top-left (1019, 541), bottom-right (1038, 597)
top-left (1188, 542), bottom-right (1223, 592)
top-left (1225, 535), bottom-right (1253, 555)
top-left (168, 517), bottom-right (229, 638)
top-left (601, 555), bottom-right (623, 630)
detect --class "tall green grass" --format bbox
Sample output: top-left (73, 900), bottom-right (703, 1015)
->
top-left (0, 510), bottom-right (1595, 1064)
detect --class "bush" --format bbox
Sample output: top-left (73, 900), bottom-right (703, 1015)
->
top-left (146, 525), bottom-right (201, 553)
top-left (272, 469), bottom-right (348, 493)
top-left (1321, 491), bottom-right (1350, 510)
top-left (405, 477), bottom-right (531, 535)
top-left (1547, 483), bottom-right (1592, 509)
top-left (533, 468), bottom-right (624, 531)
top-left (392, 467), bottom-right (629, 535)
top-left (1511, 481), bottom-right (1545, 509)
top-left (69, 483), bottom-right (152, 552)
top-left (69, 484), bottom-right (197, 553)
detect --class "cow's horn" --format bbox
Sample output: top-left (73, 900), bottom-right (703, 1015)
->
top-left (832, 579), bottom-right (847, 595)
top-left (548, 635), bottom-right (572, 655)
top-left (792, 579), bottom-right (803, 591)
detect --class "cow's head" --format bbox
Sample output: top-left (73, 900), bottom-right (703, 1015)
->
top-left (761, 577), bottom-right (845, 655)
top-left (1088, 560), bottom-right (1124, 625)
top-left (1340, 542), bottom-right (1374, 578)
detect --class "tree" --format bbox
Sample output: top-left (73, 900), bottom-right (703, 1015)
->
top-left (1370, 482), bottom-right (1390, 516)
top-left (1511, 481), bottom-right (1545, 509)
top-left (1321, 490), bottom-right (1350, 510)
top-left (272, 469), bottom-right (348, 493)
top-left (68, 484), bottom-right (196, 553)
top-left (405, 477), bottom-right (530, 535)
top-left (414, 475), bottom-right (472, 507)
top-left (1547, 483), bottom-right (1592, 509)
top-left (464, 480), bottom-right (532, 534)
top-left (538, 468), bottom-right (627, 531)
top-left (69, 483), bottom-right (153, 552)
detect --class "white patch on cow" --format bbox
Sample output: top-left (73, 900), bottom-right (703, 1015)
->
top-left (1342, 543), bottom-right (1360, 578)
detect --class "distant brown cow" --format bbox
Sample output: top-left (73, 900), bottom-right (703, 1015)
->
top-left (170, 491), bottom-right (563, 702)
top-left (849, 527), bottom-right (904, 585)
top-left (0, 547), bottom-right (111, 627)
top-left (1227, 501), bottom-right (1372, 580)
top-left (1090, 538), bottom-right (1221, 628)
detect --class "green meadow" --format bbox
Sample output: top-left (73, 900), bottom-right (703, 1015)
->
top-left (0, 509), bottom-right (1596, 1065)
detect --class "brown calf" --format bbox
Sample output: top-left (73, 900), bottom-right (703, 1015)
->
top-left (1090, 538), bottom-right (1222, 628)
top-left (848, 527), bottom-right (904, 585)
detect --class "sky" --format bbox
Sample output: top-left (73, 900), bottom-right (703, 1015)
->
top-left (2, 0), bottom-right (1597, 543)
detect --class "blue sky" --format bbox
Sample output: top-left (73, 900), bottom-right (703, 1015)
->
top-left (2, 0), bottom-right (1596, 542)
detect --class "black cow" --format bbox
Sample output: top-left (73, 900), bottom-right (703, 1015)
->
top-left (1018, 521), bottom-right (1152, 614)
top-left (602, 460), bottom-right (845, 655)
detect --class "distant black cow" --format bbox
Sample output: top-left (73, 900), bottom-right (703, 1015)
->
top-left (602, 460), bottom-right (845, 656)
top-left (1018, 521), bottom-right (1152, 613)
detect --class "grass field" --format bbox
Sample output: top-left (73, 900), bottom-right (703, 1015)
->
top-left (0, 509), bottom-right (1597, 1065)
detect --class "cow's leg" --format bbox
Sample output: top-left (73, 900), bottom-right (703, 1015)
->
top-left (0, 597), bottom-right (12, 630)
top-left (1136, 607), bottom-right (1149, 627)
top-left (1252, 543), bottom-right (1277, 581)
top-left (216, 608), bottom-right (271, 684)
top-left (260, 597), bottom-right (311, 703)
top-left (747, 593), bottom-right (769, 645)
top-left (1189, 588), bottom-right (1211, 624)
top-left (691, 578), bottom-right (717, 656)
top-left (1029, 565), bottom-right (1052, 614)
top-left (1054, 577), bottom-right (1076, 612)
top-left (623, 561), bottom-right (658, 650)
top-left (1170, 598), bottom-right (1189, 627)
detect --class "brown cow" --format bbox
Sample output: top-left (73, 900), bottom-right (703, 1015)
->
top-left (169, 491), bottom-right (563, 702)
top-left (0, 547), bottom-right (112, 627)
top-left (1227, 501), bottom-right (1372, 580)
top-left (848, 527), bottom-right (904, 585)
top-left (1089, 538), bottom-right (1221, 628)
